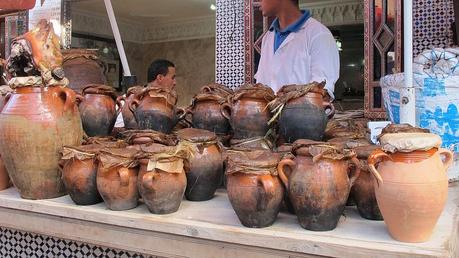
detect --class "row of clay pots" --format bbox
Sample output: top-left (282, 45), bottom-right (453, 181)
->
top-left (60, 128), bottom-right (224, 214)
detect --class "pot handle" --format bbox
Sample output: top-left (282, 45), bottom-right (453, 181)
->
top-left (256, 176), bottom-right (277, 211)
top-left (323, 101), bottom-right (335, 119)
top-left (200, 85), bottom-right (212, 93)
top-left (3, 92), bottom-right (11, 105)
top-left (75, 93), bottom-right (84, 106)
top-left (118, 167), bottom-right (130, 187)
top-left (59, 88), bottom-right (77, 112)
top-left (128, 99), bottom-right (140, 114)
top-left (220, 103), bottom-right (231, 121)
top-left (115, 97), bottom-right (123, 118)
top-left (142, 172), bottom-right (158, 192)
top-left (348, 157), bottom-right (361, 187)
top-left (367, 149), bottom-right (391, 185)
top-left (176, 107), bottom-right (186, 121)
top-left (277, 158), bottom-right (296, 189)
top-left (437, 148), bottom-right (454, 170)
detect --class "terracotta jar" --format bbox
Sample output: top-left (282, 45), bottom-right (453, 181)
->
top-left (0, 77), bottom-right (83, 199)
top-left (138, 143), bottom-right (190, 214)
top-left (97, 147), bottom-right (139, 211)
top-left (129, 87), bottom-right (185, 133)
top-left (368, 134), bottom-right (453, 242)
top-left (221, 84), bottom-right (274, 139)
top-left (177, 128), bottom-right (223, 201)
top-left (350, 145), bottom-right (383, 220)
top-left (117, 86), bottom-right (144, 129)
top-left (278, 140), bottom-right (360, 231)
top-left (60, 145), bottom-right (103, 205)
top-left (189, 84), bottom-right (233, 135)
top-left (272, 83), bottom-right (335, 142)
top-left (226, 150), bottom-right (284, 228)
top-left (62, 49), bottom-right (106, 93)
top-left (77, 84), bottom-right (121, 137)
top-left (0, 85), bottom-right (13, 191)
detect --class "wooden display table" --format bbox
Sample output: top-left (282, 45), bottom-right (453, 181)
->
top-left (0, 184), bottom-right (458, 258)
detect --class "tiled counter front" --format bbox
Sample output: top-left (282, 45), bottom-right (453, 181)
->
top-left (0, 185), bottom-right (458, 258)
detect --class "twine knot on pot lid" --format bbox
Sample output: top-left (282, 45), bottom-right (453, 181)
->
top-left (199, 83), bottom-right (233, 97)
top-left (226, 150), bottom-right (281, 176)
top-left (292, 139), bottom-right (356, 162)
top-left (121, 129), bottom-right (178, 146)
top-left (379, 133), bottom-right (442, 153)
top-left (231, 83), bottom-right (275, 102)
top-left (176, 128), bottom-right (217, 143)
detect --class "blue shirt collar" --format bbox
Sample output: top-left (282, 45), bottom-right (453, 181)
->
top-left (269, 10), bottom-right (311, 33)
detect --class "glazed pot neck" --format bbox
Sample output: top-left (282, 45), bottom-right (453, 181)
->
top-left (388, 148), bottom-right (438, 163)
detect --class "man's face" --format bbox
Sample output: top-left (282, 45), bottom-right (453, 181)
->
top-left (157, 66), bottom-right (176, 89)
top-left (260, 0), bottom-right (281, 17)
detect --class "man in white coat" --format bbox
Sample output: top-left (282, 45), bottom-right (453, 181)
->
top-left (255, 0), bottom-right (339, 100)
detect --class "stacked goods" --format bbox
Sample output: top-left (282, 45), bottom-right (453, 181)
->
top-left (278, 140), bottom-right (360, 231)
top-left (129, 86), bottom-right (185, 133)
top-left (62, 49), bottom-right (106, 93)
top-left (268, 82), bottom-right (335, 143)
top-left (222, 83), bottom-right (275, 149)
top-left (77, 84), bottom-right (122, 136)
top-left (0, 20), bottom-right (84, 199)
top-left (188, 83), bottom-right (233, 145)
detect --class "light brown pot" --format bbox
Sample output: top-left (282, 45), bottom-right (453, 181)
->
top-left (368, 148), bottom-right (453, 242)
top-left (0, 83), bottom-right (83, 199)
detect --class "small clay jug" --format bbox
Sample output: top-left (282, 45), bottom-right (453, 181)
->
top-left (278, 140), bottom-right (360, 231)
top-left (129, 87), bottom-right (185, 133)
top-left (221, 84), bottom-right (274, 139)
top-left (116, 86), bottom-right (144, 129)
top-left (189, 84), bottom-right (232, 135)
top-left (177, 128), bottom-right (223, 201)
top-left (350, 145), bottom-right (383, 220)
top-left (77, 84), bottom-right (121, 137)
top-left (138, 143), bottom-right (190, 214)
top-left (60, 145), bottom-right (103, 205)
top-left (368, 132), bottom-right (453, 243)
top-left (96, 147), bottom-right (139, 211)
top-left (62, 49), bottom-right (106, 93)
top-left (226, 150), bottom-right (284, 228)
top-left (272, 83), bottom-right (335, 142)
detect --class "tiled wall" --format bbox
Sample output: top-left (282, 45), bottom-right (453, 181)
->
top-left (0, 227), bottom-right (156, 258)
top-left (413, 0), bottom-right (454, 56)
top-left (215, 0), bottom-right (245, 90)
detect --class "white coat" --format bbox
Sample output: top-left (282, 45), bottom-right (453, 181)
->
top-left (255, 18), bottom-right (340, 99)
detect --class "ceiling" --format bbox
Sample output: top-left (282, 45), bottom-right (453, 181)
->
top-left (71, 0), bottom-right (216, 24)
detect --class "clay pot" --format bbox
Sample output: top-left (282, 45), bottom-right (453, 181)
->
top-left (96, 147), bottom-right (139, 210)
top-left (60, 145), bottom-right (104, 205)
top-left (0, 85), bottom-right (12, 191)
top-left (226, 150), bottom-right (284, 228)
top-left (62, 49), bottom-right (106, 93)
top-left (189, 84), bottom-right (232, 135)
top-left (77, 84), bottom-right (121, 137)
top-left (277, 84), bottom-right (335, 142)
top-left (230, 137), bottom-right (272, 150)
top-left (0, 79), bottom-right (83, 199)
top-left (221, 84), bottom-right (274, 139)
top-left (368, 147), bottom-right (453, 242)
top-left (117, 86), bottom-right (144, 129)
top-left (278, 143), bottom-right (360, 231)
top-left (129, 87), bottom-right (185, 133)
top-left (177, 128), bottom-right (223, 201)
top-left (325, 118), bottom-right (368, 140)
top-left (348, 145), bottom-right (383, 220)
top-left (137, 143), bottom-right (189, 214)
